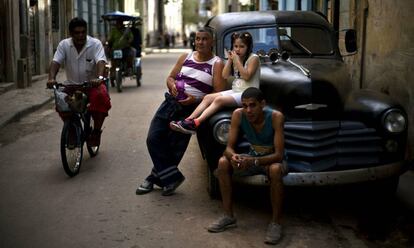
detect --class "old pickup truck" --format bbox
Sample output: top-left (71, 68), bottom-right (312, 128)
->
top-left (196, 11), bottom-right (409, 198)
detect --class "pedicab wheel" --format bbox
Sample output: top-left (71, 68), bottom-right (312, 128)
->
top-left (116, 70), bottom-right (122, 92)
top-left (136, 67), bottom-right (142, 87)
top-left (61, 121), bottom-right (83, 177)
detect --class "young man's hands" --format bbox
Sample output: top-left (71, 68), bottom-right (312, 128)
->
top-left (230, 154), bottom-right (254, 170)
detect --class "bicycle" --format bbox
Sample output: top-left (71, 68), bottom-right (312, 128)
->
top-left (51, 82), bottom-right (101, 177)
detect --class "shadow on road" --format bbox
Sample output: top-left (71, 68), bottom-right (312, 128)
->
top-left (230, 182), bottom-right (413, 247)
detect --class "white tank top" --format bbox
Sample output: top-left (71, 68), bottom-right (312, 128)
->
top-left (232, 53), bottom-right (260, 92)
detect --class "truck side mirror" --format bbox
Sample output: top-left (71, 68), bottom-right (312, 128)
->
top-left (345, 29), bottom-right (357, 53)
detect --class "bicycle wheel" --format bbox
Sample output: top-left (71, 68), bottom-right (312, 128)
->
top-left (85, 114), bottom-right (100, 157)
top-left (60, 120), bottom-right (83, 177)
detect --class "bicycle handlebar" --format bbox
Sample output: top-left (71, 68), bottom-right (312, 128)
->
top-left (48, 78), bottom-right (107, 89)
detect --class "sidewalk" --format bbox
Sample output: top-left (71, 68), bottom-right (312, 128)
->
top-left (0, 72), bottom-right (65, 129)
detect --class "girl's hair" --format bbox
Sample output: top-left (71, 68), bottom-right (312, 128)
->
top-left (230, 32), bottom-right (253, 77)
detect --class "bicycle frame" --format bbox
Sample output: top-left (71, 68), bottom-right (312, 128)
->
top-left (52, 83), bottom-right (99, 177)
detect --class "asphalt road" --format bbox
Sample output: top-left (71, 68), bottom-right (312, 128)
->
top-left (0, 53), bottom-right (412, 248)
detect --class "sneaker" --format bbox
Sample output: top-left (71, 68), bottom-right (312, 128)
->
top-left (87, 129), bottom-right (102, 147)
top-left (169, 119), bottom-right (197, 135)
top-left (207, 215), bottom-right (237, 233)
top-left (136, 180), bottom-right (154, 195)
top-left (162, 176), bottom-right (185, 196)
top-left (264, 223), bottom-right (282, 245)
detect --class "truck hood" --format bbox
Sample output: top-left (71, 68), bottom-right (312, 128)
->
top-left (260, 58), bottom-right (351, 121)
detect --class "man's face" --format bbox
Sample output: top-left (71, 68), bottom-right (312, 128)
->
top-left (195, 31), bottom-right (213, 53)
top-left (70, 26), bottom-right (87, 47)
top-left (241, 97), bottom-right (265, 123)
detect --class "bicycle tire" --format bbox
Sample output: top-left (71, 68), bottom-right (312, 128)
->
top-left (60, 120), bottom-right (83, 177)
top-left (85, 114), bottom-right (100, 157)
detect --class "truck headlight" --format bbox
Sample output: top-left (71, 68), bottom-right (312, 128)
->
top-left (213, 119), bottom-right (231, 145)
top-left (382, 109), bottom-right (406, 133)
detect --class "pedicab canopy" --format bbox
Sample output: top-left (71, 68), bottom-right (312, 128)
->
top-left (101, 11), bottom-right (139, 22)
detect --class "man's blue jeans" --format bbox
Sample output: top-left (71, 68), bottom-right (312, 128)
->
top-left (145, 93), bottom-right (196, 187)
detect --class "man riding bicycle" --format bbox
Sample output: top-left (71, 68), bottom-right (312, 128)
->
top-left (47, 17), bottom-right (111, 147)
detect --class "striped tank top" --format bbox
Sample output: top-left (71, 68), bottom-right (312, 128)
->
top-left (175, 52), bottom-right (220, 99)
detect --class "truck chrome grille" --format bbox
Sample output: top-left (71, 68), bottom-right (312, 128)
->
top-left (285, 121), bottom-right (383, 172)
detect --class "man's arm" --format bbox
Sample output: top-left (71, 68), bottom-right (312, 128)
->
top-left (96, 60), bottom-right (106, 77)
top-left (223, 109), bottom-right (242, 167)
top-left (166, 53), bottom-right (188, 95)
top-left (47, 61), bottom-right (61, 88)
top-left (91, 41), bottom-right (108, 86)
top-left (126, 29), bottom-right (134, 45)
top-left (48, 61), bottom-right (60, 80)
top-left (47, 40), bottom-right (65, 87)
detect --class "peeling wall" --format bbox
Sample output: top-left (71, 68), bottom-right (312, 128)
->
top-left (344, 0), bottom-right (414, 160)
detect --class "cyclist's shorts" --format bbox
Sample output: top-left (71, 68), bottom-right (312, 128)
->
top-left (87, 84), bottom-right (111, 115)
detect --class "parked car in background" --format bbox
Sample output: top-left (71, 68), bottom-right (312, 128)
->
top-left (196, 11), bottom-right (409, 198)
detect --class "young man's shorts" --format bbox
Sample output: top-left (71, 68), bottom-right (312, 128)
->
top-left (233, 159), bottom-right (288, 177)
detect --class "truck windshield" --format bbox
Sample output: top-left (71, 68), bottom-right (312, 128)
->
top-left (223, 26), bottom-right (333, 57)
top-left (278, 26), bottom-right (333, 56)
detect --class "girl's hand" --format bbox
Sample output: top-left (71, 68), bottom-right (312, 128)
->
top-left (232, 52), bottom-right (241, 63)
top-left (226, 50), bottom-right (233, 61)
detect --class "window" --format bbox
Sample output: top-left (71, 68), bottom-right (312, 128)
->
top-left (278, 26), bottom-right (333, 55)
top-left (223, 27), bottom-right (280, 56)
top-left (222, 25), bottom-right (333, 57)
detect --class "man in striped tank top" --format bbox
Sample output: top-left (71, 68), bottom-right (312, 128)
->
top-left (207, 87), bottom-right (286, 245)
top-left (136, 29), bottom-right (226, 196)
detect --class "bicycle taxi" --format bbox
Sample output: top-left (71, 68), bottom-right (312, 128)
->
top-left (102, 11), bottom-right (142, 92)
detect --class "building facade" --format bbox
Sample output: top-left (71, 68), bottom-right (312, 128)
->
top-left (0, 0), bottom-right (115, 88)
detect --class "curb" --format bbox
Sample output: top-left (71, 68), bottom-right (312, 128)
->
top-left (0, 96), bottom-right (53, 130)
top-left (0, 72), bottom-right (56, 129)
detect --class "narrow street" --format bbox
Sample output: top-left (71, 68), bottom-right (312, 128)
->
top-left (0, 52), bottom-right (412, 248)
